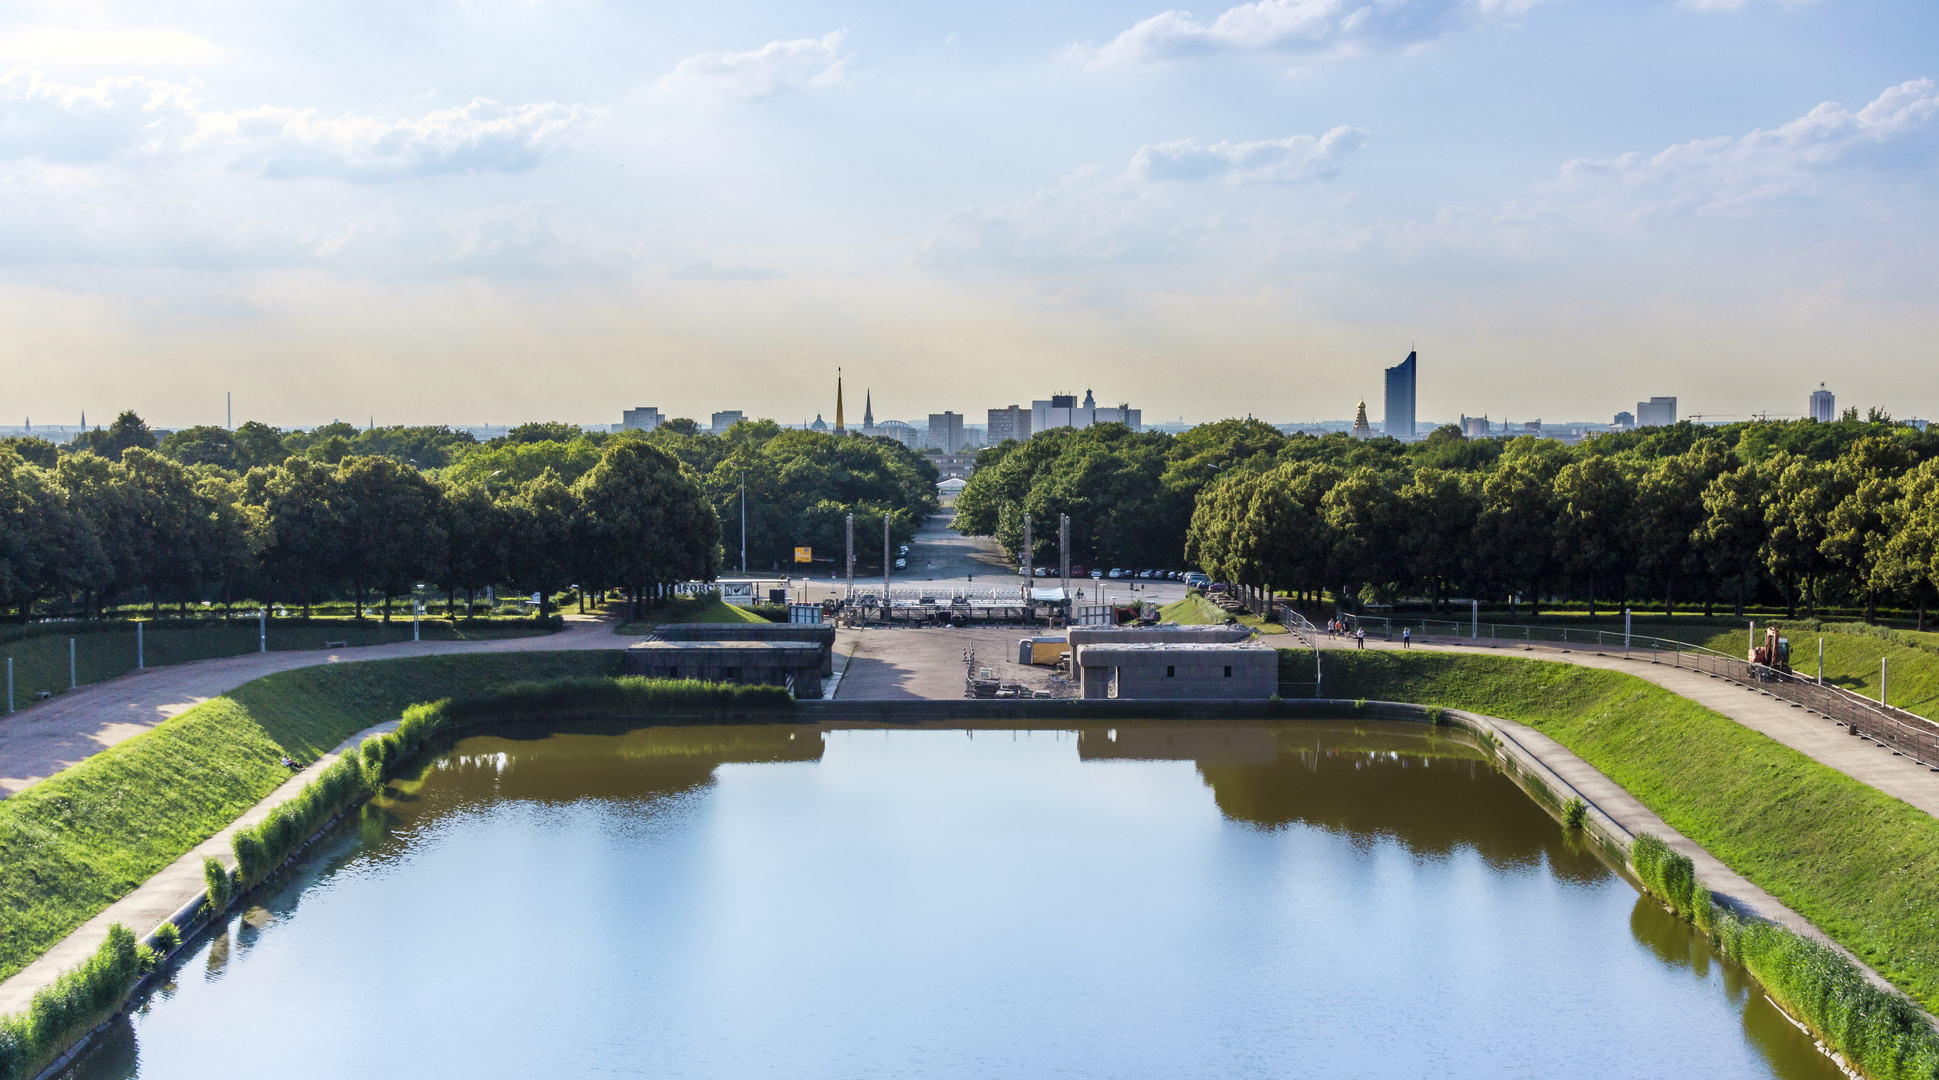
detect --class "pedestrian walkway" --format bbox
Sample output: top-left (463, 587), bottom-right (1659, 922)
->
top-left (1345, 634), bottom-right (1939, 818)
top-left (0, 616), bottom-right (630, 798)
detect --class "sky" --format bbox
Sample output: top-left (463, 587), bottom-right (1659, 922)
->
top-left (1, 0), bottom-right (1935, 432)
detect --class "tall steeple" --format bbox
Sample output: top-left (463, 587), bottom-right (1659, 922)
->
top-left (834, 368), bottom-right (845, 433)
top-left (862, 391), bottom-right (874, 429)
top-left (1352, 400), bottom-right (1372, 439)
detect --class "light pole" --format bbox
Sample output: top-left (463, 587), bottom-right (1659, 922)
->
top-left (740, 470), bottom-right (748, 576)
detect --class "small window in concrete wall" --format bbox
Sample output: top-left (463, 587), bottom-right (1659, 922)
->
top-left (723, 667), bottom-right (740, 680)
top-left (1166, 666), bottom-right (1175, 678)
top-left (1224, 666), bottom-right (1232, 678)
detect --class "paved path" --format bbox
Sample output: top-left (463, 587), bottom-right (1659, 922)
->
top-left (0, 617), bottom-right (630, 798)
top-left (1338, 633), bottom-right (1939, 818)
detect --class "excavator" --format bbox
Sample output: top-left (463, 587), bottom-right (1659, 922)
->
top-left (1749, 625), bottom-right (1791, 674)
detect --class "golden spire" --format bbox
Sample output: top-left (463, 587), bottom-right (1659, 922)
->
top-left (835, 367), bottom-right (845, 433)
top-left (1352, 400), bottom-right (1372, 438)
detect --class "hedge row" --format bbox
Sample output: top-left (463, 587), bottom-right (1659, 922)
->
top-left (1630, 834), bottom-right (1939, 1080)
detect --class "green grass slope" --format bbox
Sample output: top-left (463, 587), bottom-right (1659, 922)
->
top-left (615, 595), bottom-right (769, 634)
top-left (0, 650), bottom-right (618, 982)
top-left (1305, 649), bottom-right (1939, 1011)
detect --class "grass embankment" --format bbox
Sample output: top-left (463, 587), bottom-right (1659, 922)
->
top-left (615, 595), bottom-right (770, 634)
top-left (1307, 649), bottom-right (1939, 1016)
top-left (0, 619), bottom-right (554, 702)
top-left (1683, 624), bottom-right (1939, 721)
top-left (1160, 593), bottom-right (1289, 634)
top-left (1159, 594), bottom-right (1229, 625)
top-left (0, 651), bottom-right (619, 984)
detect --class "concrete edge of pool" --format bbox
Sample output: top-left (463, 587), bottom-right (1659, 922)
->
top-left (6, 698), bottom-right (1916, 1080)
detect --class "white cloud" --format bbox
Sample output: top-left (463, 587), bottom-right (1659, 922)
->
top-left (1516, 79), bottom-right (1939, 223)
top-left (1130, 127), bottom-right (1366, 183)
top-left (667, 260), bottom-right (786, 281)
top-left (1679, 0), bottom-right (1812, 10)
top-left (0, 70), bottom-right (592, 180)
top-left (1069, 0), bottom-right (1544, 66)
top-left (923, 126), bottom-right (1362, 269)
top-left (0, 26), bottom-right (230, 69)
top-left (655, 32), bottom-right (848, 102)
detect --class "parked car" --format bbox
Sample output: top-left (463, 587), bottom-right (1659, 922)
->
top-left (1107, 568), bottom-right (1123, 579)
top-left (1034, 567), bottom-right (1049, 577)
top-left (894, 558), bottom-right (907, 569)
top-left (1090, 569), bottom-right (1104, 579)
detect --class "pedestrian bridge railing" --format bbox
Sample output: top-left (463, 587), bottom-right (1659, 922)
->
top-left (1337, 613), bottom-right (1939, 769)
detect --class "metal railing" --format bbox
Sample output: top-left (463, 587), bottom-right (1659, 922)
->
top-left (1335, 613), bottom-right (1939, 768)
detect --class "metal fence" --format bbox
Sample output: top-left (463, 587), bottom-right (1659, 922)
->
top-left (1338, 613), bottom-right (1939, 769)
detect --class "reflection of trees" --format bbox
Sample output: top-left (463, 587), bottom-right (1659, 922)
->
top-left (1084, 722), bottom-right (1607, 882)
top-left (381, 723), bottom-right (824, 815)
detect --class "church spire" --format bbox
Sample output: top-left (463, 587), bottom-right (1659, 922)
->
top-left (834, 368), bottom-right (845, 433)
top-left (863, 391), bottom-right (874, 429)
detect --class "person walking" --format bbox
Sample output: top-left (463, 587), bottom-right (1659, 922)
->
top-left (1402, 626), bottom-right (1411, 649)
top-left (1356, 628), bottom-right (1365, 650)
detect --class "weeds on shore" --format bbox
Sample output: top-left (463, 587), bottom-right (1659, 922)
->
top-left (0, 924), bottom-right (141, 1080)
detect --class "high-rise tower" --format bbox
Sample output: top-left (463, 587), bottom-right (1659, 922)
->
top-left (1810, 383), bottom-right (1835, 424)
top-left (1384, 351), bottom-right (1417, 441)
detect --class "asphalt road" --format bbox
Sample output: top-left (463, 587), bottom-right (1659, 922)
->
top-left (796, 511), bottom-right (1194, 607)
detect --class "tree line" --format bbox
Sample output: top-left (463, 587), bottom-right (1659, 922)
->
top-left (956, 413), bottom-right (1939, 625)
top-left (0, 412), bottom-right (938, 621)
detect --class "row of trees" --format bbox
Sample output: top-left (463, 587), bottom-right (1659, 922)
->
top-left (0, 437), bottom-right (724, 620)
top-left (1, 414), bottom-right (940, 619)
top-left (957, 414), bottom-right (1939, 624)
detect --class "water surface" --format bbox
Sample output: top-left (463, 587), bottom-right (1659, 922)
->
top-left (65, 720), bottom-right (1839, 1080)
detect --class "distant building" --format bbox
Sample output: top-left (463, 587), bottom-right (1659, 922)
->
top-left (1383, 351), bottom-right (1417, 442)
top-left (1613, 411), bottom-right (1635, 429)
top-left (926, 411), bottom-right (965, 453)
top-left (710, 410), bottom-right (745, 434)
top-left (1636, 397), bottom-right (1677, 427)
top-left (1032, 390), bottom-right (1142, 434)
top-left (1810, 384), bottom-right (1836, 424)
top-left (873, 419), bottom-right (922, 449)
top-left (988, 405), bottom-right (1031, 444)
top-left (617, 406), bottom-right (661, 433)
top-left (1352, 401), bottom-right (1373, 439)
top-left (1523, 420), bottom-right (1542, 433)
top-left (1460, 414), bottom-right (1491, 438)
top-left (810, 414), bottom-right (828, 433)
top-left (930, 451), bottom-right (977, 480)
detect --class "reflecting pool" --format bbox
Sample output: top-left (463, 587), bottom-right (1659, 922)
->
top-left (64, 720), bottom-right (1842, 1079)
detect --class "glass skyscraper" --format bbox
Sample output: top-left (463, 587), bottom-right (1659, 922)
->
top-left (1384, 351), bottom-right (1417, 441)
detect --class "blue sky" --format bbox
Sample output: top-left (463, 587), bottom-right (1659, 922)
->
top-left (2, 0), bottom-right (1934, 430)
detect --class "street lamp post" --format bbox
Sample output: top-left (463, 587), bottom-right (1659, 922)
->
top-left (740, 470), bottom-right (748, 576)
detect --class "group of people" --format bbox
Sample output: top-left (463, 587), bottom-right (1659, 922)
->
top-left (1323, 619), bottom-right (1415, 650)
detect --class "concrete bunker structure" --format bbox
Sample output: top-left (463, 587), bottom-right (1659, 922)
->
top-left (1068, 625), bottom-right (1259, 699)
top-left (653, 623), bottom-right (837, 677)
top-left (623, 640), bottom-right (825, 699)
top-left (1073, 643), bottom-right (1277, 700)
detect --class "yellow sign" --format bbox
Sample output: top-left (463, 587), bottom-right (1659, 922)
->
top-left (794, 547), bottom-right (813, 563)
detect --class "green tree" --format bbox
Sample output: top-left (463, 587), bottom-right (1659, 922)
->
top-left (1632, 441), bottom-right (1729, 615)
top-left (1761, 453), bottom-right (1844, 617)
top-left (1398, 467), bottom-right (1481, 611)
top-left (335, 455), bottom-right (447, 621)
top-left (1552, 455), bottom-right (1635, 615)
top-left (158, 426), bottom-right (242, 469)
top-left (1475, 438), bottom-right (1569, 616)
top-left (71, 410), bottom-right (158, 459)
top-left (1698, 463), bottom-right (1768, 617)
top-left (1881, 459), bottom-right (1939, 630)
top-left (0, 437), bottom-right (59, 468)
top-left (503, 470), bottom-right (579, 615)
top-left (574, 440), bottom-right (720, 615)
top-left (1823, 436), bottom-right (1915, 621)
top-left (1321, 466), bottom-right (1403, 609)
top-left (249, 458), bottom-right (346, 616)
top-left (438, 482), bottom-right (511, 617)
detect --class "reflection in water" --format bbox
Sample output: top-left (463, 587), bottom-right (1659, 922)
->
top-left (65, 720), bottom-right (1842, 1080)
